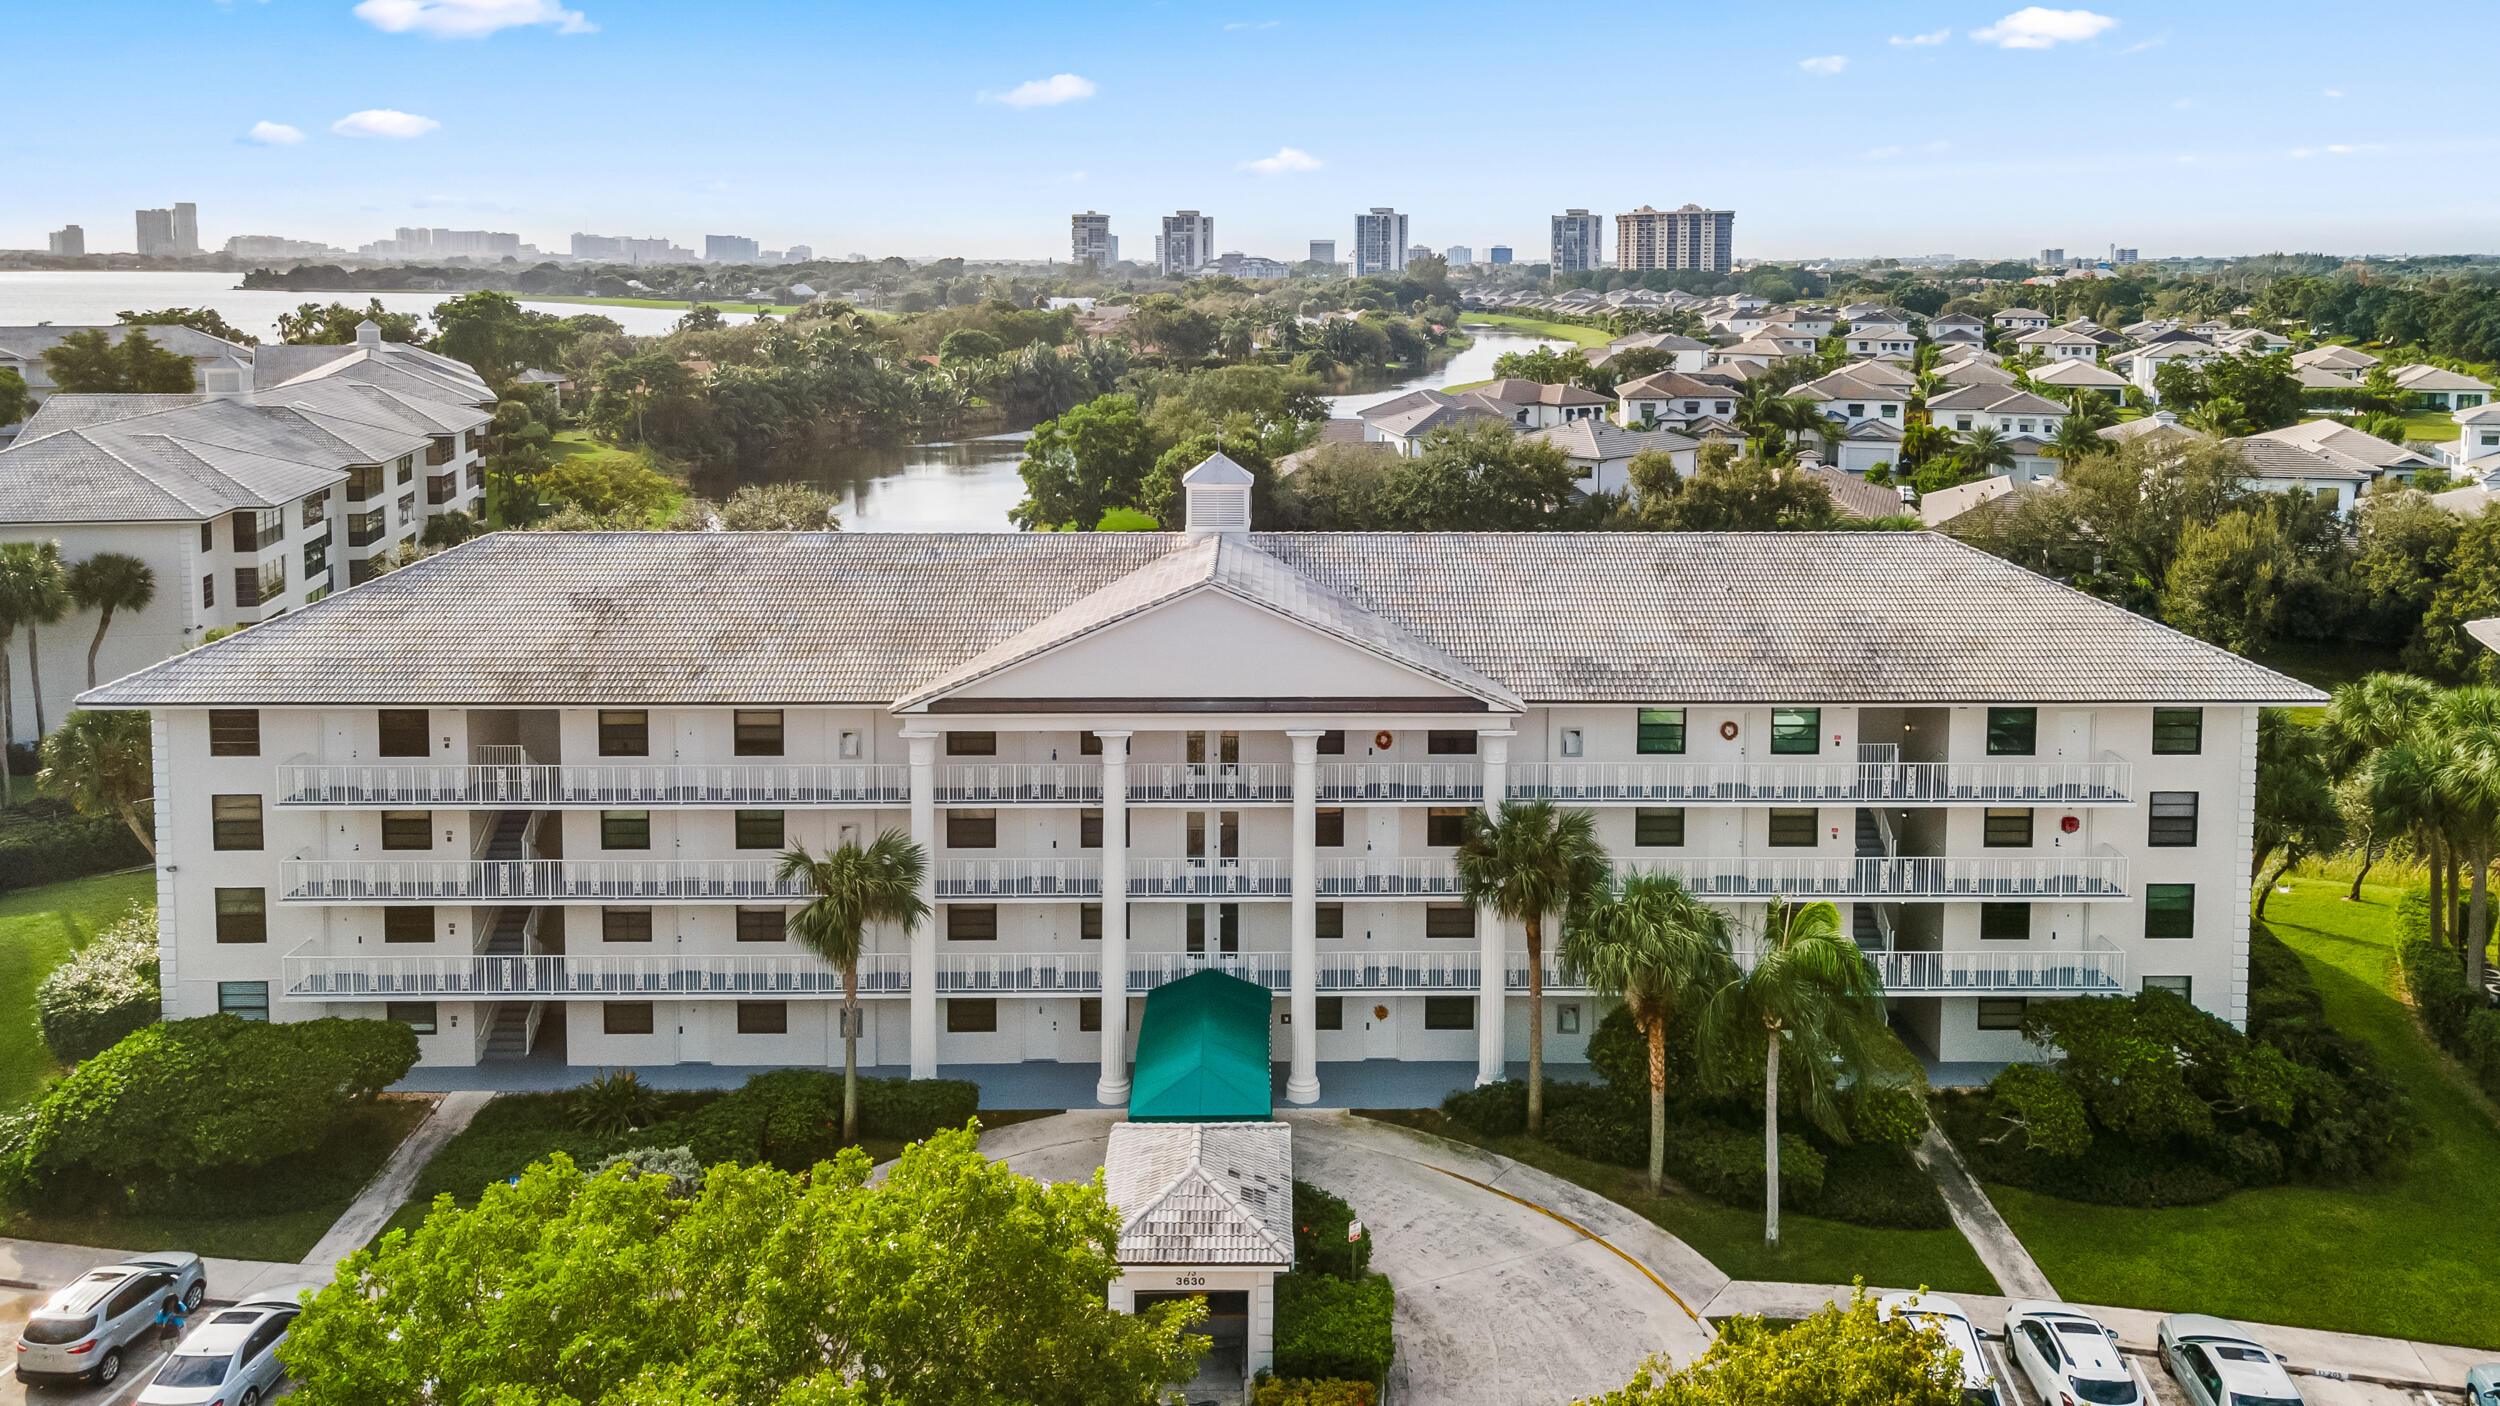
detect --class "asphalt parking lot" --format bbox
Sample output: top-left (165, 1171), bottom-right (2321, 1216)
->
top-left (1982, 1328), bottom-right (2464, 1406)
top-left (0, 1287), bottom-right (297, 1406)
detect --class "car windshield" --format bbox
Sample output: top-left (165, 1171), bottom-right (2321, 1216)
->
top-left (21, 1315), bottom-right (94, 1345)
top-left (2074, 1377), bottom-right (2139, 1405)
top-left (154, 1354), bottom-right (229, 1388)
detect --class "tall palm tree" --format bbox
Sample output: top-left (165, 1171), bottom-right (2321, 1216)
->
top-left (0, 541), bottom-right (71, 746)
top-left (36, 709), bottom-right (153, 856)
top-left (1455, 798), bottom-right (1608, 1134)
top-left (2323, 673), bottom-right (2440, 899)
top-left (1700, 900), bottom-right (1888, 1246)
top-left (2433, 687), bottom-right (2500, 994)
top-left (776, 831), bottom-right (931, 1142)
top-left (1562, 873), bottom-right (1736, 1191)
top-left (64, 553), bottom-right (156, 691)
top-left (2372, 735), bottom-right (2458, 946)
top-left (1956, 426), bottom-right (2018, 479)
top-left (2046, 415), bottom-right (2107, 465)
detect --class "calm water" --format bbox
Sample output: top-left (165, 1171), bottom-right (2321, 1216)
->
top-left (0, 269), bottom-right (748, 340)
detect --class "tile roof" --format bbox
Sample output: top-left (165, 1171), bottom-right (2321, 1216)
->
top-left (1939, 360), bottom-right (2020, 388)
top-left (0, 324), bottom-right (252, 364)
top-left (2291, 345), bottom-right (2379, 372)
top-left (0, 398), bottom-right (366, 521)
top-left (83, 528), bottom-right (2326, 708)
top-left (2250, 420), bottom-right (2433, 471)
top-left (1474, 378), bottom-right (1610, 408)
top-left (1616, 372), bottom-right (1744, 401)
top-left (1928, 385), bottom-right (2067, 416)
top-left (2224, 436), bottom-right (2374, 483)
top-left (2028, 360), bottom-right (2128, 388)
top-left (1801, 465), bottom-right (1908, 520)
top-left (2392, 364), bottom-right (2494, 393)
top-left (1104, 1121), bottom-right (1294, 1267)
top-left (1522, 419), bottom-right (1698, 462)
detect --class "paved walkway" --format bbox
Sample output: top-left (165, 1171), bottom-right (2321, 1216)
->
top-left (299, 1090), bottom-right (493, 1274)
top-left (1912, 1124), bottom-right (2057, 1300)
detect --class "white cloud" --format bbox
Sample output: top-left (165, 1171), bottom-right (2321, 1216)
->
top-left (983, 73), bottom-right (1096, 107)
top-left (2323, 88), bottom-right (2344, 98)
top-left (1971, 7), bottom-right (2118, 48)
top-left (1239, 146), bottom-right (1321, 175)
top-left (1890, 27), bottom-right (1950, 45)
top-left (1866, 145), bottom-right (1904, 159)
top-left (352, 0), bottom-right (593, 37)
top-left (245, 120), bottom-right (304, 145)
top-left (2289, 143), bottom-right (2384, 158)
top-left (331, 108), bottom-right (441, 138)
top-left (1223, 19), bottom-right (1278, 29)
top-left (1799, 54), bottom-right (1848, 74)
top-left (2120, 35), bottom-right (2165, 52)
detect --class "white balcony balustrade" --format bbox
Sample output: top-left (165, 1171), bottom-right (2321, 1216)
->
top-left (934, 858), bottom-right (1103, 899)
top-left (281, 948), bottom-right (912, 1000)
top-left (1126, 859), bottom-right (1290, 898)
top-left (1317, 763), bottom-right (1483, 803)
top-left (1733, 940), bottom-right (2126, 994)
top-left (282, 859), bottom-right (817, 903)
top-left (1317, 857), bottom-right (1465, 897)
top-left (1127, 764), bottom-right (1293, 803)
top-left (1506, 754), bottom-right (2131, 805)
top-left (935, 953), bottom-right (1102, 993)
top-left (935, 764), bottom-right (1102, 804)
top-left (1127, 952), bottom-right (1293, 991)
top-left (1622, 853), bottom-right (2127, 900)
top-left (277, 759), bottom-right (911, 807)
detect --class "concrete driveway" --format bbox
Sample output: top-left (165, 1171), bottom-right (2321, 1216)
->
top-left (978, 1111), bottom-right (1722, 1406)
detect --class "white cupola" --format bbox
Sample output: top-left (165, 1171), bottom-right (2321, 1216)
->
top-left (1181, 452), bottom-right (1255, 537)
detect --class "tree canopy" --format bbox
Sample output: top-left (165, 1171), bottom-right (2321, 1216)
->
top-left (39, 327), bottom-right (196, 393)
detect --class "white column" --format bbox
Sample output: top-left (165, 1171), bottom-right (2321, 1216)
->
top-left (904, 730), bottom-right (939, 1079)
top-left (1286, 730), bottom-right (1325, 1104)
top-left (1475, 729), bottom-right (1515, 1086)
top-left (1096, 730), bottom-right (1133, 1104)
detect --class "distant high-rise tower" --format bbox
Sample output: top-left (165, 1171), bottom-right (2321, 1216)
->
top-left (1159, 211), bottom-right (1213, 276)
top-left (1489, 245), bottom-right (1513, 265)
top-left (1353, 208), bottom-right (1407, 277)
top-left (47, 225), bottom-right (84, 257)
top-left (2111, 246), bottom-right (2139, 265)
top-left (1613, 204), bottom-right (1733, 274)
top-left (1444, 246), bottom-right (1472, 266)
top-left (2040, 248), bottom-right (2065, 268)
top-left (704, 234), bottom-right (760, 263)
top-left (1308, 239), bottom-right (1336, 265)
top-left (1070, 211), bottom-right (1111, 268)
top-left (1550, 210), bottom-right (1601, 275)
top-left (134, 207), bottom-right (176, 256)
top-left (172, 202), bottom-right (198, 255)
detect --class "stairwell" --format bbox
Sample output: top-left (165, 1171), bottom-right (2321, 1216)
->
top-left (1853, 809), bottom-right (1891, 953)
top-left (481, 907), bottom-right (529, 956)
top-left (482, 810), bottom-right (531, 860)
top-left (483, 1003), bottom-right (532, 1059)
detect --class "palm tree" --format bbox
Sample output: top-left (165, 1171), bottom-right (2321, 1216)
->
top-left (1700, 900), bottom-right (1888, 1246)
top-left (2046, 415), bottom-right (2107, 465)
top-left (775, 831), bottom-right (931, 1142)
top-left (64, 553), bottom-right (156, 691)
top-left (2433, 687), bottom-right (2500, 994)
top-left (2323, 673), bottom-right (2439, 899)
top-left (0, 540), bottom-right (71, 746)
top-left (36, 709), bottom-right (153, 856)
top-left (2062, 389), bottom-right (2120, 433)
top-left (1956, 426), bottom-right (2018, 478)
top-left (1455, 798), bottom-right (1608, 1134)
top-left (1562, 873), bottom-right (1737, 1191)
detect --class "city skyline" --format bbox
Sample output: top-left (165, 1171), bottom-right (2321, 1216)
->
top-left (3, 0), bottom-right (2497, 262)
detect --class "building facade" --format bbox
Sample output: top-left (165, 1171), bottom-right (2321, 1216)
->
top-left (1353, 209), bottom-right (1407, 278)
top-left (1615, 204), bottom-right (1733, 274)
top-left (136, 204), bottom-right (199, 257)
top-left (47, 225), bottom-right (84, 257)
top-left (86, 468), bottom-right (2315, 1100)
top-left (704, 235), bottom-right (761, 263)
top-left (1072, 212), bottom-right (1113, 268)
top-left (1160, 212), bottom-right (1214, 277)
top-left (1445, 246), bottom-right (1473, 266)
top-left (1308, 240), bottom-right (1335, 266)
top-left (1489, 246), bottom-right (1512, 265)
top-left (1550, 210), bottom-right (1602, 276)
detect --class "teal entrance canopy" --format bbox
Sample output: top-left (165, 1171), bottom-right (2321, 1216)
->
top-left (1128, 968), bottom-right (1275, 1122)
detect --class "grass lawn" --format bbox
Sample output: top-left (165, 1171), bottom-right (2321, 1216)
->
top-left (0, 871), bottom-right (155, 1108)
top-left (2389, 407), bottom-right (2461, 442)
top-left (1460, 313), bottom-right (1613, 349)
top-left (1358, 1109), bottom-right (1999, 1295)
top-left (548, 430), bottom-right (684, 525)
top-left (1984, 876), bottom-right (2500, 1348)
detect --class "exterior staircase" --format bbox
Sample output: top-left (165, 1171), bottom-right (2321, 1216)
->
top-left (483, 1003), bottom-right (532, 1059)
top-left (482, 810), bottom-right (531, 861)
top-left (1852, 809), bottom-right (1892, 953)
top-left (1854, 808), bottom-right (1887, 857)
top-left (482, 907), bottom-right (529, 956)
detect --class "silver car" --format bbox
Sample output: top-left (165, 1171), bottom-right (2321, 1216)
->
top-left (2156, 1314), bottom-right (2305, 1406)
top-left (2003, 1301), bottom-right (2141, 1406)
top-left (14, 1253), bottom-right (208, 1387)
top-left (137, 1283), bottom-right (317, 1406)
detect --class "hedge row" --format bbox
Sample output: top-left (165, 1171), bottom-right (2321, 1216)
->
top-left (1254, 1378), bottom-right (1376, 1406)
top-left (2396, 940), bottom-right (2500, 1098)
top-left (35, 905), bottom-right (160, 1063)
top-left (1271, 1273), bottom-right (1394, 1384)
top-left (0, 809), bottom-right (150, 894)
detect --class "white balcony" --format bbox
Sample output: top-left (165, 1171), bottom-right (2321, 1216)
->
top-left (1733, 941), bottom-right (2127, 994)
top-left (1622, 853), bottom-right (2128, 900)
top-left (280, 948), bottom-right (911, 999)
top-left (281, 859), bottom-right (816, 903)
top-left (1319, 763), bottom-right (1483, 803)
top-left (1127, 764), bottom-right (1293, 803)
top-left (1506, 755), bottom-right (2132, 806)
top-left (1318, 857), bottom-right (1465, 897)
top-left (935, 858), bottom-right (1103, 899)
top-left (276, 760), bottom-right (911, 808)
top-left (1127, 858), bottom-right (1290, 898)
top-left (935, 764), bottom-right (1102, 804)
top-left (1128, 952), bottom-right (1293, 991)
top-left (935, 953), bottom-right (1103, 993)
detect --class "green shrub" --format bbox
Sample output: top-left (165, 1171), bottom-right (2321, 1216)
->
top-left (635, 1072), bottom-right (983, 1173)
top-left (1291, 1180), bottom-right (1371, 1281)
top-left (1667, 1124), bottom-right (1826, 1203)
top-left (1934, 1091), bottom-right (2238, 1207)
top-left (1794, 1142), bottom-right (1951, 1230)
top-left (1253, 1378), bottom-right (1377, 1406)
top-left (1843, 1081), bottom-right (1929, 1148)
top-left (1272, 1273), bottom-right (1394, 1383)
top-left (2397, 939), bottom-right (2500, 1098)
top-left (1437, 1077), bottom-right (1618, 1139)
top-left (858, 1075), bottom-right (980, 1140)
top-left (599, 1145), bottom-right (703, 1198)
top-left (569, 1069), bottom-right (660, 1137)
top-left (1987, 1063), bottom-right (2091, 1158)
top-left (416, 1091), bottom-right (721, 1203)
top-left (0, 809), bottom-right (149, 894)
top-left (35, 905), bottom-right (160, 1064)
top-left (1544, 1105), bottom-right (1647, 1168)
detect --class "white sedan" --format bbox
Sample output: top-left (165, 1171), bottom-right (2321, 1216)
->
top-left (2155, 1314), bottom-right (2306, 1406)
top-left (135, 1283), bottom-right (317, 1406)
top-left (1878, 1291), bottom-right (2002, 1406)
top-left (2004, 1301), bottom-right (2141, 1406)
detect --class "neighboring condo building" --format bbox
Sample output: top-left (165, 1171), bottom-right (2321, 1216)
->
top-left (1550, 210), bottom-right (1602, 276)
top-left (705, 235), bottom-right (761, 263)
top-left (1160, 211), bottom-right (1215, 276)
top-left (1353, 209), bottom-right (1408, 277)
top-left (1445, 246), bottom-right (1473, 267)
top-left (1071, 212), bottom-right (1113, 268)
top-left (1489, 246), bottom-right (1512, 264)
top-left (1615, 204), bottom-right (1734, 274)
top-left (87, 462), bottom-right (2317, 1098)
top-left (1308, 240), bottom-right (1336, 266)
top-left (0, 323), bottom-right (260, 422)
top-left (136, 204), bottom-right (200, 257)
top-left (48, 225), bottom-right (84, 257)
top-left (1, 322), bottom-right (495, 743)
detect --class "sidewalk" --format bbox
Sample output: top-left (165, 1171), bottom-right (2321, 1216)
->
top-left (1912, 1124), bottom-right (2057, 1300)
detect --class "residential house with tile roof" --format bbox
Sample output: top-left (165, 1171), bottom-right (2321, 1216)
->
top-left (1612, 371), bottom-right (1742, 432)
top-left (1992, 308), bottom-right (2053, 332)
top-left (2391, 363), bottom-right (2493, 410)
top-left (2112, 337), bottom-right (2226, 405)
top-left (1928, 385), bottom-right (2070, 480)
top-left (1522, 418), bottom-right (1698, 494)
top-left (0, 324), bottom-right (257, 442)
top-left (1469, 378), bottom-right (1612, 429)
top-left (1104, 1119), bottom-right (1294, 1385)
top-left (2027, 358), bottom-right (2132, 403)
top-left (2013, 328), bottom-right (2103, 362)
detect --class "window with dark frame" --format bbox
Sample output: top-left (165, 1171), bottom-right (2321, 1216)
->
top-left (1317, 904), bottom-right (1345, 939)
top-left (948, 905), bottom-right (999, 941)
top-left (1080, 731), bottom-right (1103, 755)
top-left (1081, 809), bottom-right (1103, 848)
top-left (2148, 792), bottom-right (2199, 846)
top-left (218, 981), bottom-right (270, 1021)
top-left (734, 810), bottom-right (785, 850)
top-left (2143, 975), bottom-right (2193, 1000)
top-left (1080, 904), bottom-right (1103, 940)
top-left (387, 1002), bottom-right (439, 1034)
top-left (946, 999), bottom-right (998, 1033)
top-left (214, 888), bottom-right (267, 943)
top-left (1977, 998), bottom-right (2028, 1031)
top-left (1770, 708), bottom-right (1821, 755)
top-left (1634, 808), bottom-right (1685, 847)
top-left (736, 908), bottom-right (785, 942)
top-left (603, 1002), bottom-right (655, 1035)
top-left (736, 1002), bottom-right (788, 1035)
top-left (947, 809), bottom-right (998, 848)
top-left (601, 810), bottom-right (652, 850)
top-left (1979, 902), bottom-right (2030, 940)
top-left (1317, 730), bottom-right (1346, 755)
top-left (2146, 884), bottom-right (2196, 938)
top-left (598, 710), bottom-right (650, 757)
top-left (211, 794), bottom-right (263, 850)
top-left (377, 709), bottom-right (429, 757)
top-left (946, 731), bottom-right (997, 757)
top-left (1636, 708), bottom-right (1687, 755)
top-left (2152, 708), bottom-right (2204, 755)
top-left (603, 908), bottom-right (655, 943)
top-left (381, 810), bottom-right (433, 850)
top-left (1983, 808), bottom-right (2034, 848)
top-left (1426, 731), bottom-right (1477, 755)
top-left (1316, 808), bottom-right (1345, 847)
top-left (207, 710), bottom-right (261, 756)
top-left (1766, 808), bottom-right (1817, 847)
top-left (1987, 707), bottom-right (2039, 756)
top-left (1316, 996), bottom-right (1344, 1030)
top-left (1423, 996), bottom-right (1474, 1030)
top-left (1424, 904), bottom-right (1475, 939)
top-left (1426, 807), bottom-right (1469, 846)
top-left (733, 710), bottom-right (785, 756)
top-left (1080, 998), bottom-right (1102, 1031)
top-left (383, 907), bottom-right (435, 943)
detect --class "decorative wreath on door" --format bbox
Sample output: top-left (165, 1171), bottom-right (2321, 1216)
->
top-left (1373, 731), bottom-right (1395, 751)
top-left (1719, 720), bottom-right (1740, 740)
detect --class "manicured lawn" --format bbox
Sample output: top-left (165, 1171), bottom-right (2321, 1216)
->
top-left (1984, 877), bottom-right (2500, 1348)
top-left (1358, 1109), bottom-right (1999, 1295)
top-left (548, 430), bottom-right (684, 526)
top-left (2388, 407), bottom-right (2461, 442)
top-left (1460, 313), bottom-right (1613, 349)
top-left (0, 870), bottom-right (155, 1107)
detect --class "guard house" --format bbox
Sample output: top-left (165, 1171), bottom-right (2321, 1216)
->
top-left (1104, 1120), bottom-right (1295, 1393)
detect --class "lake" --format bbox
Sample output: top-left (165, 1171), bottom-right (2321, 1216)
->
top-left (0, 269), bottom-right (740, 340)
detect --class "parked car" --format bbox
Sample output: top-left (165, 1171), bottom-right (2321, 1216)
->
top-left (137, 1282), bottom-right (317, 1406)
top-left (1878, 1291), bottom-right (2001, 1406)
top-left (14, 1253), bottom-right (208, 1387)
top-left (2155, 1314), bottom-right (2305, 1406)
top-left (2467, 1365), bottom-right (2499, 1406)
top-left (2003, 1301), bottom-right (2140, 1406)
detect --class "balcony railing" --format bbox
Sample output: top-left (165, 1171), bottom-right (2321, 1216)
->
top-left (1735, 941), bottom-right (2126, 994)
top-left (936, 764), bottom-right (1102, 804)
top-left (935, 859), bottom-right (1102, 899)
top-left (936, 953), bottom-right (1102, 993)
top-left (1507, 755), bottom-right (2132, 805)
top-left (276, 760), bottom-right (911, 807)
top-left (1127, 858), bottom-right (1289, 898)
top-left (1128, 764), bottom-right (1292, 803)
top-left (1319, 763), bottom-right (1483, 803)
top-left (281, 859), bottom-right (816, 903)
top-left (1318, 857), bottom-right (1465, 897)
top-left (1129, 952), bottom-right (1293, 991)
top-left (281, 948), bottom-right (912, 999)
top-left (1623, 854), bottom-right (2127, 900)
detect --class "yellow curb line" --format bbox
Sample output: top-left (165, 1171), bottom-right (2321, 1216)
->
top-left (1422, 1162), bottom-right (1707, 1327)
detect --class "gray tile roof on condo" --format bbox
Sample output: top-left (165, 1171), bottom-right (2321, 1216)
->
top-left (80, 527), bottom-right (2326, 708)
top-left (13, 394), bottom-right (206, 439)
top-left (0, 324), bottom-right (253, 363)
top-left (1105, 1122), bottom-right (1294, 1267)
top-left (2224, 437), bottom-right (2373, 482)
top-left (0, 398), bottom-right (370, 521)
top-left (1522, 419), bottom-right (1698, 461)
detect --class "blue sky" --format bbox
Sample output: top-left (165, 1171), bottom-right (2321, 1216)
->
top-left (5, 0), bottom-right (2496, 263)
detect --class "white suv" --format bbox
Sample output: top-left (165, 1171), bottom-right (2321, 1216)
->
top-left (138, 1283), bottom-right (318, 1406)
top-left (1878, 1291), bottom-right (2001, 1406)
top-left (2004, 1301), bottom-right (2141, 1406)
top-left (14, 1253), bottom-right (208, 1387)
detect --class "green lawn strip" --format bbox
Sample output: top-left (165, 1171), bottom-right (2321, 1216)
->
top-left (1459, 313), bottom-right (1613, 349)
top-left (2, 1097), bottom-right (430, 1263)
top-left (0, 871), bottom-right (156, 1107)
top-left (1356, 1109), bottom-right (1998, 1295)
top-left (546, 430), bottom-right (683, 525)
top-left (1983, 877), bottom-right (2500, 1349)
top-left (2391, 408), bottom-right (2461, 442)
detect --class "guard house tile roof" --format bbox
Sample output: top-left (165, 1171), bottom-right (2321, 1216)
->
top-left (1104, 1121), bottom-right (1294, 1268)
top-left (81, 529), bottom-right (2326, 709)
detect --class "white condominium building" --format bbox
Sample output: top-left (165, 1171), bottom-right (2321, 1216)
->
top-left (2, 322), bottom-right (494, 742)
top-left (1353, 209), bottom-right (1407, 278)
top-left (1071, 212), bottom-right (1113, 268)
top-left (1615, 204), bottom-right (1735, 274)
top-left (84, 460), bottom-right (2317, 1101)
top-left (1550, 210), bottom-right (1602, 276)
top-left (1160, 212), bottom-right (1214, 277)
